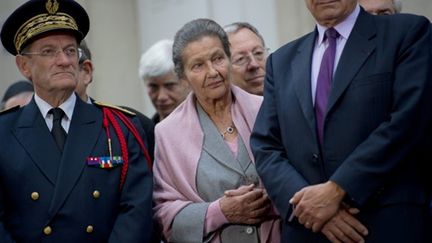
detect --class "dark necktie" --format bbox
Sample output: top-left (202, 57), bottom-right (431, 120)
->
top-left (315, 28), bottom-right (339, 145)
top-left (50, 108), bottom-right (67, 152)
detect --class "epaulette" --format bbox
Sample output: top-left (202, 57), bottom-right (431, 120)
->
top-left (93, 101), bottom-right (136, 116)
top-left (0, 105), bottom-right (20, 115)
top-left (97, 101), bottom-right (153, 190)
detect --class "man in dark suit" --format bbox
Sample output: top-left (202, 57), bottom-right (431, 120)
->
top-left (251, 0), bottom-right (432, 242)
top-left (0, 0), bottom-right (153, 242)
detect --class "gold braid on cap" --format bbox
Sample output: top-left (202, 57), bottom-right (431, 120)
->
top-left (14, 0), bottom-right (78, 53)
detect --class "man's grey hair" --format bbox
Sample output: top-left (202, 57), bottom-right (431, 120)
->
top-left (393, 0), bottom-right (402, 13)
top-left (223, 22), bottom-right (266, 47)
top-left (79, 40), bottom-right (92, 63)
top-left (139, 39), bottom-right (174, 81)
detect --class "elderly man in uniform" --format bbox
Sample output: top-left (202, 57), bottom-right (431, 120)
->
top-left (0, 0), bottom-right (153, 242)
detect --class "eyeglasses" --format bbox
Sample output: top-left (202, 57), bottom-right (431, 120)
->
top-left (232, 47), bottom-right (269, 67)
top-left (21, 46), bottom-right (82, 60)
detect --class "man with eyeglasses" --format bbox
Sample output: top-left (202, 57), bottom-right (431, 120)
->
top-left (224, 22), bottom-right (268, 96)
top-left (0, 0), bottom-right (153, 242)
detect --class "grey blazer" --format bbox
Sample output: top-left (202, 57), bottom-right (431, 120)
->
top-left (170, 104), bottom-right (259, 243)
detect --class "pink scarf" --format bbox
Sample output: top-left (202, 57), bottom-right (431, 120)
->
top-left (153, 85), bottom-right (280, 242)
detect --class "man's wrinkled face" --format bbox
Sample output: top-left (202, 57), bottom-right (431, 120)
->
top-left (146, 71), bottom-right (190, 120)
top-left (229, 28), bottom-right (266, 96)
top-left (17, 33), bottom-right (80, 99)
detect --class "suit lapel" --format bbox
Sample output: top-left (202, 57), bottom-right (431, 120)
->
top-left (197, 104), bottom-right (245, 176)
top-left (202, 136), bottom-right (244, 176)
top-left (48, 98), bottom-right (101, 217)
top-left (13, 99), bottom-right (60, 185)
top-left (292, 31), bottom-right (319, 139)
top-left (328, 10), bottom-right (376, 113)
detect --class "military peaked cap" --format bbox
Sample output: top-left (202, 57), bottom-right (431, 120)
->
top-left (1, 0), bottom-right (89, 55)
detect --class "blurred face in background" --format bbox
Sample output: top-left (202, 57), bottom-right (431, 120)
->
top-left (358, 0), bottom-right (397, 15)
top-left (76, 58), bottom-right (93, 102)
top-left (228, 28), bottom-right (267, 96)
top-left (3, 92), bottom-right (33, 110)
top-left (145, 71), bottom-right (190, 120)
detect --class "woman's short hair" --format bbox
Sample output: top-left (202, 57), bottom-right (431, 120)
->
top-left (172, 18), bottom-right (230, 79)
top-left (139, 39), bottom-right (174, 81)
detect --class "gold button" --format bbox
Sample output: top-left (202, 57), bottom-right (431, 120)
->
top-left (86, 225), bottom-right (94, 233)
top-left (31, 192), bottom-right (39, 201)
top-left (92, 190), bottom-right (100, 199)
top-left (43, 226), bottom-right (52, 235)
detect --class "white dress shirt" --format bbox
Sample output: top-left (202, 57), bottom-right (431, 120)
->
top-left (34, 92), bottom-right (76, 133)
top-left (311, 4), bottom-right (360, 105)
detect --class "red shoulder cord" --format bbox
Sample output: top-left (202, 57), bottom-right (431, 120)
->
top-left (102, 107), bottom-right (152, 190)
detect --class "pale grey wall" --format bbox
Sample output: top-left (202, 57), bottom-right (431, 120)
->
top-left (404, 0), bottom-right (432, 19)
top-left (136, 0), bottom-right (280, 115)
top-left (1, 0), bottom-right (431, 116)
top-left (0, 0), bottom-right (28, 100)
top-left (76, 0), bottom-right (144, 113)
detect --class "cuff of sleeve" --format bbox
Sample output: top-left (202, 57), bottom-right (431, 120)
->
top-left (204, 199), bottom-right (229, 234)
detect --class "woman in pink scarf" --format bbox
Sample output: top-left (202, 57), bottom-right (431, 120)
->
top-left (153, 19), bottom-right (280, 243)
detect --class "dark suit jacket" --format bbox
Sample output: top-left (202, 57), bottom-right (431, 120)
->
top-left (151, 113), bottom-right (160, 125)
top-left (251, 9), bottom-right (432, 242)
top-left (0, 97), bottom-right (153, 242)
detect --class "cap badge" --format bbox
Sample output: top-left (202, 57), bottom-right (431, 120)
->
top-left (46, 0), bottom-right (59, 14)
